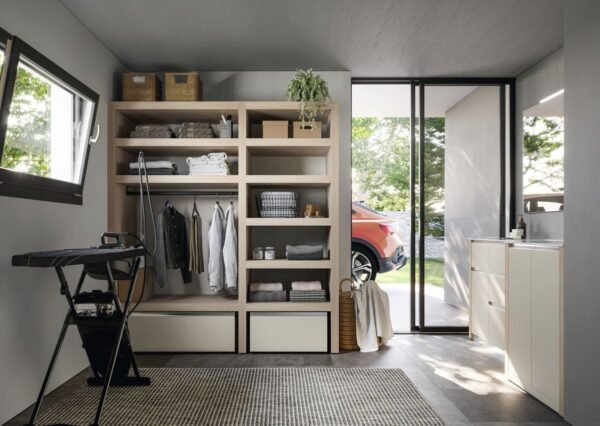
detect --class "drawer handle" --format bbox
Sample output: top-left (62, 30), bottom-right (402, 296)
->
top-left (488, 301), bottom-right (493, 306)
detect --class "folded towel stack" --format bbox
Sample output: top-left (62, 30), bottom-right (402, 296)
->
top-left (186, 153), bottom-right (230, 175)
top-left (130, 124), bottom-right (174, 138)
top-left (178, 122), bottom-right (215, 139)
top-left (249, 282), bottom-right (286, 303)
top-left (286, 244), bottom-right (324, 260)
top-left (289, 281), bottom-right (327, 302)
top-left (289, 290), bottom-right (327, 302)
top-left (258, 191), bottom-right (299, 218)
top-left (128, 160), bottom-right (178, 175)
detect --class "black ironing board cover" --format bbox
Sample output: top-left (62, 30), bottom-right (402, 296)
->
top-left (12, 247), bottom-right (145, 268)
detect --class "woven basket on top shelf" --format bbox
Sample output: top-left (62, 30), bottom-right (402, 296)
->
top-left (165, 72), bottom-right (202, 101)
top-left (339, 278), bottom-right (360, 351)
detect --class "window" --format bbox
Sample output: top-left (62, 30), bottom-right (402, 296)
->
top-left (0, 30), bottom-right (99, 204)
top-left (522, 89), bottom-right (564, 213)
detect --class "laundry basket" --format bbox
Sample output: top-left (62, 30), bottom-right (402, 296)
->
top-left (339, 278), bottom-right (360, 351)
top-left (256, 191), bottom-right (300, 218)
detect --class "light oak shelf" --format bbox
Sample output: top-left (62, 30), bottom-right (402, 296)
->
top-left (245, 217), bottom-right (331, 227)
top-left (246, 302), bottom-right (332, 312)
top-left (134, 294), bottom-right (240, 312)
top-left (246, 139), bottom-right (332, 156)
top-left (113, 174), bottom-right (239, 188)
top-left (245, 259), bottom-right (332, 269)
top-left (246, 175), bottom-right (331, 187)
top-left (114, 138), bottom-right (240, 155)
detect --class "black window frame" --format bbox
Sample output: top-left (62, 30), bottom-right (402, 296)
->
top-left (0, 29), bottom-right (99, 205)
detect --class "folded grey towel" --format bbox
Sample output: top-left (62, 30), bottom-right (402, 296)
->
top-left (249, 291), bottom-right (287, 302)
top-left (286, 245), bottom-right (324, 260)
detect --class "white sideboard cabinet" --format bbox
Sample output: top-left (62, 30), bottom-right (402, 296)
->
top-left (469, 241), bottom-right (506, 350)
top-left (507, 245), bottom-right (563, 414)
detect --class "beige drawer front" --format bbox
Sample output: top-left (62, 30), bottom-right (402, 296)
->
top-left (249, 312), bottom-right (328, 352)
top-left (129, 313), bottom-right (236, 352)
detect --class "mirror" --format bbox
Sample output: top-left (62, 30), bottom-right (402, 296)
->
top-left (522, 89), bottom-right (564, 213)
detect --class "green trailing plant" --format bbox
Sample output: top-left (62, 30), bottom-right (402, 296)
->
top-left (285, 69), bottom-right (330, 124)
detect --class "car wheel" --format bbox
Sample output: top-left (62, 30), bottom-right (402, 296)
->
top-left (351, 245), bottom-right (377, 285)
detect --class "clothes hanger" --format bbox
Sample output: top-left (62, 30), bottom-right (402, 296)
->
top-left (192, 195), bottom-right (199, 217)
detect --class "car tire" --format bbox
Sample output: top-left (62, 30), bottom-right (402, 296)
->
top-left (351, 244), bottom-right (378, 285)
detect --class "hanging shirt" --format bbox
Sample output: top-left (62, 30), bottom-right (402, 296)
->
top-left (155, 204), bottom-right (192, 288)
top-left (223, 203), bottom-right (238, 292)
top-left (188, 209), bottom-right (204, 274)
top-left (208, 202), bottom-right (225, 292)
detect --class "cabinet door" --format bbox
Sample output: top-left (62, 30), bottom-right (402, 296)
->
top-left (472, 242), bottom-right (489, 271)
top-left (471, 271), bottom-right (489, 339)
top-left (531, 249), bottom-right (561, 411)
top-left (488, 243), bottom-right (506, 275)
top-left (507, 247), bottom-right (532, 389)
top-left (488, 305), bottom-right (505, 350)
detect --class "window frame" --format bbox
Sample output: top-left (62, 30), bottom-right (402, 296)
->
top-left (0, 31), bottom-right (99, 205)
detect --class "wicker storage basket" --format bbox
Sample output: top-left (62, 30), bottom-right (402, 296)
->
top-left (339, 278), bottom-right (360, 351)
top-left (165, 72), bottom-right (202, 101)
top-left (122, 73), bottom-right (161, 101)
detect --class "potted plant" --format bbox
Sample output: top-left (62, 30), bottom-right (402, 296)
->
top-left (285, 69), bottom-right (330, 124)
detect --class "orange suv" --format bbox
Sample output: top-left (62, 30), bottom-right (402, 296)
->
top-left (352, 201), bottom-right (407, 284)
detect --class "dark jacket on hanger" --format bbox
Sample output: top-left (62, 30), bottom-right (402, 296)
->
top-left (155, 203), bottom-right (192, 287)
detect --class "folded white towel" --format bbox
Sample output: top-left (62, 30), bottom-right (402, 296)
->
top-left (250, 282), bottom-right (284, 292)
top-left (129, 161), bottom-right (174, 169)
top-left (189, 163), bottom-right (229, 172)
top-left (189, 170), bottom-right (230, 176)
top-left (187, 153), bottom-right (229, 167)
top-left (291, 281), bottom-right (322, 291)
top-left (208, 152), bottom-right (228, 162)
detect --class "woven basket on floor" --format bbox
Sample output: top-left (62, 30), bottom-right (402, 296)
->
top-left (339, 278), bottom-right (360, 351)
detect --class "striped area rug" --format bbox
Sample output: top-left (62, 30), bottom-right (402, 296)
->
top-left (36, 368), bottom-right (444, 425)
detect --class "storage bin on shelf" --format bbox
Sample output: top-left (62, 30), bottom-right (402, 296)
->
top-left (165, 72), bottom-right (202, 101)
top-left (122, 72), bottom-right (161, 101)
top-left (293, 121), bottom-right (322, 138)
top-left (256, 191), bottom-right (300, 218)
top-left (262, 120), bottom-right (289, 138)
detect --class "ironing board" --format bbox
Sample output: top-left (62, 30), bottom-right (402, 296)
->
top-left (13, 242), bottom-right (149, 426)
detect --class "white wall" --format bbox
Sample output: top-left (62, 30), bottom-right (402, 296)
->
top-left (444, 87), bottom-right (500, 310)
top-left (0, 1), bottom-right (124, 422)
top-left (516, 49), bottom-right (564, 240)
top-left (563, 1), bottom-right (600, 424)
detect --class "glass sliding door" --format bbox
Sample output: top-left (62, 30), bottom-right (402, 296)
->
top-left (417, 82), bottom-right (510, 331)
top-left (351, 82), bottom-right (413, 332)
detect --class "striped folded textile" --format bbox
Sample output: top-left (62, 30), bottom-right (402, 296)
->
top-left (289, 290), bottom-right (327, 302)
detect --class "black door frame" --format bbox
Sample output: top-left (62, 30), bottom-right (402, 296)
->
top-left (352, 77), bottom-right (516, 334)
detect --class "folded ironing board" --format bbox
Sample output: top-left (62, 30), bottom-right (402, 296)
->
top-left (13, 241), bottom-right (149, 426)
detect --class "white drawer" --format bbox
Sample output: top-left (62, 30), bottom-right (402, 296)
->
top-left (249, 312), bottom-right (328, 352)
top-left (488, 274), bottom-right (506, 308)
top-left (488, 244), bottom-right (506, 275)
top-left (471, 242), bottom-right (489, 271)
top-left (129, 312), bottom-right (236, 352)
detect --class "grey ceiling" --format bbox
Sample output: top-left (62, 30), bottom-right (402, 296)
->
top-left (60, 0), bottom-right (563, 77)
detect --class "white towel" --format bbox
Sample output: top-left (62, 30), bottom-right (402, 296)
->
top-left (353, 280), bottom-right (393, 352)
top-left (187, 153), bottom-right (229, 167)
top-left (129, 161), bottom-right (173, 169)
top-left (223, 203), bottom-right (238, 292)
top-left (249, 282), bottom-right (284, 292)
top-left (291, 281), bottom-right (322, 291)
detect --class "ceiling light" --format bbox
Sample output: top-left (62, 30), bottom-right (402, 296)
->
top-left (540, 89), bottom-right (564, 104)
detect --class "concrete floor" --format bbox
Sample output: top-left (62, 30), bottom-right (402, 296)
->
top-left (7, 335), bottom-right (567, 425)
top-left (382, 283), bottom-right (469, 332)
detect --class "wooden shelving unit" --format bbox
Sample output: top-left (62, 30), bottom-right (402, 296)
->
top-left (108, 101), bottom-right (339, 353)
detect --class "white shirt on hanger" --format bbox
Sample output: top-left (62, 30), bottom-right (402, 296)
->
top-left (208, 202), bottom-right (225, 292)
top-left (223, 203), bottom-right (238, 292)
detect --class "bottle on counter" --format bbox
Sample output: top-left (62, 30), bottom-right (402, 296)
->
top-left (517, 215), bottom-right (527, 240)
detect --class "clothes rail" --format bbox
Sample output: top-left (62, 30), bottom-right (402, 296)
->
top-left (126, 189), bottom-right (238, 197)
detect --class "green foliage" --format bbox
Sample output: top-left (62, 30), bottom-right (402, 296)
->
top-left (352, 116), bottom-right (446, 237)
top-left (523, 116), bottom-right (564, 193)
top-left (0, 61), bottom-right (51, 176)
top-left (285, 69), bottom-right (329, 124)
